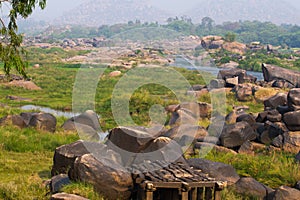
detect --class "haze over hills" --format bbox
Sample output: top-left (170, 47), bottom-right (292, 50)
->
top-left (186, 0), bottom-right (300, 25)
top-left (57, 0), bottom-right (172, 26)
top-left (52, 0), bottom-right (300, 26)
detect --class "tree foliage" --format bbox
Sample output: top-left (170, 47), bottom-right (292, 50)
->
top-left (0, 0), bottom-right (46, 77)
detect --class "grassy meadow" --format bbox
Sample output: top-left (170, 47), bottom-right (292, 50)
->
top-left (0, 47), bottom-right (299, 199)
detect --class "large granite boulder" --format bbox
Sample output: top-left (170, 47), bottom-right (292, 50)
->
top-left (188, 158), bottom-right (240, 185)
top-left (209, 79), bottom-right (225, 89)
top-left (0, 112), bottom-right (57, 132)
top-left (50, 174), bottom-right (71, 193)
top-left (28, 113), bottom-right (57, 133)
top-left (218, 68), bottom-right (257, 85)
top-left (70, 154), bottom-right (133, 200)
top-left (262, 63), bottom-right (300, 87)
top-left (283, 111), bottom-right (300, 131)
top-left (288, 88), bottom-right (300, 111)
top-left (106, 126), bottom-right (163, 165)
top-left (264, 93), bottom-right (287, 110)
top-left (51, 140), bottom-right (106, 176)
top-left (220, 122), bottom-right (257, 148)
top-left (62, 110), bottom-right (100, 132)
top-left (273, 186), bottom-right (300, 200)
top-left (233, 177), bottom-right (274, 199)
top-left (283, 132), bottom-right (300, 153)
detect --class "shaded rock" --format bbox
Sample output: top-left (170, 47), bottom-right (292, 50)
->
top-left (0, 115), bottom-right (27, 128)
top-left (133, 136), bottom-right (186, 166)
top-left (70, 154), bottom-right (133, 200)
top-left (106, 126), bottom-right (161, 165)
top-left (233, 177), bottom-right (274, 199)
top-left (256, 123), bottom-right (266, 135)
top-left (197, 136), bottom-right (219, 144)
top-left (209, 79), bottom-right (225, 89)
top-left (262, 63), bottom-right (300, 87)
top-left (266, 109), bottom-right (282, 122)
top-left (264, 93), bottom-right (287, 110)
top-left (288, 88), bottom-right (300, 111)
top-left (51, 140), bottom-right (106, 176)
top-left (272, 135), bottom-right (284, 148)
top-left (163, 125), bottom-right (208, 145)
top-left (234, 84), bottom-right (253, 101)
top-left (220, 122), bottom-right (257, 148)
top-left (273, 186), bottom-right (300, 200)
top-left (283, 111), bottom-right (300, 131)
top-left (260, 121), bottom-right (282, 145)
top-left (50, 174), bottom-right (71, 193)
top-left (62, 110), bottom-right (100, 132)
top-left (277, 105), bottom-right (290, 115)
top-left (28, 113), bottom-right (57, 133)
top-left (272, 79), bottom-right (294, 89)
top-left (295, 181), bottom-right (300, 190)
top-left (283, 132), bottom-right (300, 153)
top-left (188, 158), bottom-right (240, 185)
top-left (51, 193), bottom-right (88, 200)
top-left (225, 106), bottom-right (249, 124)
top-left (236, 113), bottom-right (256, 127)
top-left (218, 68), bottom-right (256, 84)
top-left (296, 151), bottom-right (300, 162)
top-left (238, 141), bottom-right (254, 155)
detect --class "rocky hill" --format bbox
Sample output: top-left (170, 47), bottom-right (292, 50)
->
top-left (58, 0), bottom-right (171, 26)
top-left (186, 0), bottom-right (300, 25)
top-left (56, 0), bottom-right (300, 26)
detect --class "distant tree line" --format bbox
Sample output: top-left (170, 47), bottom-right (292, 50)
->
top-left (41, 17), bottom-right (300, 48)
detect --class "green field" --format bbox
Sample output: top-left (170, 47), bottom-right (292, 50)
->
top-left (0, 47), bottom-right (299, 199)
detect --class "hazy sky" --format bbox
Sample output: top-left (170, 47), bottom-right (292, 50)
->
top-left (7, 0), bottom-right (300, 21)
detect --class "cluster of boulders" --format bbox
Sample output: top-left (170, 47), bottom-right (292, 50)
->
top-left (253, 89), bottom-right (300, 153)
top-left (0, 74), bottom-right (41, 90)
top-left (201, 35), bottom-right (247, 55)
top-left (0, 112), bottom-right (56, 132)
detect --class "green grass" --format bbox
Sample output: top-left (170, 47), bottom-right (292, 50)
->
top-left (204, 150), bottom-right (300, 189)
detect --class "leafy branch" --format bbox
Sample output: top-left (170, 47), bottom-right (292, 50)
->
top-left (0, 0), bottom-right (46, 77)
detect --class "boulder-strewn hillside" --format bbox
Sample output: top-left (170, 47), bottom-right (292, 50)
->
top-left (58, 0), bottom-right (171, 26)
top-left (186, 0), bottom-right (300, 25)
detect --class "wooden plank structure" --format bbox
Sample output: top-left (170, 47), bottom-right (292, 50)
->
top-left (129, 161), bottom-right (227, 200)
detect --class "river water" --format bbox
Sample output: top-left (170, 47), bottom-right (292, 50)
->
top-left (173, 57), bottom-right (264, 80)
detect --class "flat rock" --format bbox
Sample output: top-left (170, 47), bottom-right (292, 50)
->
top-left (51, 193), bottom-right (88, 200)
top-left (273, 186), bottom-right (300, 200)
top-left (283, 111), bottom-right (300, 131)
top-left (264, 93), bottom-right (287, 110)
top-left (288, 88), bottom-right (300, 111)
top-left (262, 63), bottom-right (300, 87)
top-left (233, 177), bottom-right (274, 199)
top-left (220, 121), bottom-right (257, 148)
top-left (188, 158), bottom-right (240, 185)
